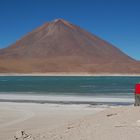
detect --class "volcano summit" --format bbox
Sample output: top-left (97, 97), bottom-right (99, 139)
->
top-left (0, 19), bottom-right (140, 74)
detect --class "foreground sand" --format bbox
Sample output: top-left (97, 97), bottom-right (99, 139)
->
top-left (0, 102), bottom-right (104, 140)
top-left (45, 106), bottom-right (140, 140)
top-left (1, 103), bottom-right (140, 140)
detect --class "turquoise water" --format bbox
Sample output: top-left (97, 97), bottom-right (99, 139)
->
top-left (0, 76), bottom-right (139, 98)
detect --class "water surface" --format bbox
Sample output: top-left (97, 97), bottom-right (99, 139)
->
top-left (0, 76), bottom-right (139, 105)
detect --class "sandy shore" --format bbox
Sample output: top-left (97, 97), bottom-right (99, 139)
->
top-left (1, 102), bottom-right (140, 140)
top-left (41, 105), bottom-right (140, 140)
top-left (0, 73), bottom-right (140, 76)
top-left (0, 102), bottom-right (104, 140)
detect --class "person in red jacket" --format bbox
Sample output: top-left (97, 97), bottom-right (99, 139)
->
top-left (134, 83), bottom-right (140, 106)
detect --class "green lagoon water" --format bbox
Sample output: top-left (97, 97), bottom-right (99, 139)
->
top-left (0, 76), bottom-right (139, 96)
top-left (0, 76), bottom-right (140, 104)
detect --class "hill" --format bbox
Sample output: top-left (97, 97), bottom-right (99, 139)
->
top-left (0, 19), bottom-right (140, 74)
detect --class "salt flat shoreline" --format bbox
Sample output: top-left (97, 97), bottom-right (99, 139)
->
top-left (0, 99), bottom-right (133, 106)
top-left (0, 73), bottom-right (140, 76)
top-left (0, 93), bottom-right (134, 105)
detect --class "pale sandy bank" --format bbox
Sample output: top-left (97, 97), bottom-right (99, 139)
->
top-left (41, 105), bottom-right (140, 140)
top-left (0, 72), bottom-right (140, 76)
top-left (4, 104), bottom-right (140, 140)
top-left (0, 102), bottom-right (105, 140)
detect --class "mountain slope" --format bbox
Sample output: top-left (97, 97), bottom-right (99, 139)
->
top-left (0, 19), bottom-right (139, 73)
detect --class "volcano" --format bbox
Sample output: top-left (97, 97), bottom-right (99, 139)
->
top-left (0, 19), bottom-right (140, 74)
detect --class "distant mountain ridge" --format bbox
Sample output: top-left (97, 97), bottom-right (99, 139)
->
top-left (0, 19), bottom-right (140, 74)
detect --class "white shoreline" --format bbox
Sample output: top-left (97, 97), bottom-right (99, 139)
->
top-left (0, 94), bottom-right (134, 104)
top-left (0, 73), bottom-right (140, 76)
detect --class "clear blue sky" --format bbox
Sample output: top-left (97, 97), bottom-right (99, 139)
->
top-left (0, 0), bottom-right (140, 60)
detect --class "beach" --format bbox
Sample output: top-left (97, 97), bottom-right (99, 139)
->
top-left (0, 102), bottom-right (105, 140)
top-left (0, 102), bottom-right (140, 140)
top-left (0, 76), bottom-right (139, 140)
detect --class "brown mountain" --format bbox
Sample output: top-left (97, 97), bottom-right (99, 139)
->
top-left (0, 19), bottom-right (140, 74)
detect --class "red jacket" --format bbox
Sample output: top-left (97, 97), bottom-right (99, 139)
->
top-left (135, 84), bottom-right (140, 94)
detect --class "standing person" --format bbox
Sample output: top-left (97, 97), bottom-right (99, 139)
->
top-left (134, 83), bottom-right (140, 106)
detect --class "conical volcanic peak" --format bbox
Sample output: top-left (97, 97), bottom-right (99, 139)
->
top-left (0, 19), bottom-right (139, 74)
top-left (53, 18), bottom-right (68, 23)
top-left (50, 18), bottom-right (77, 31)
